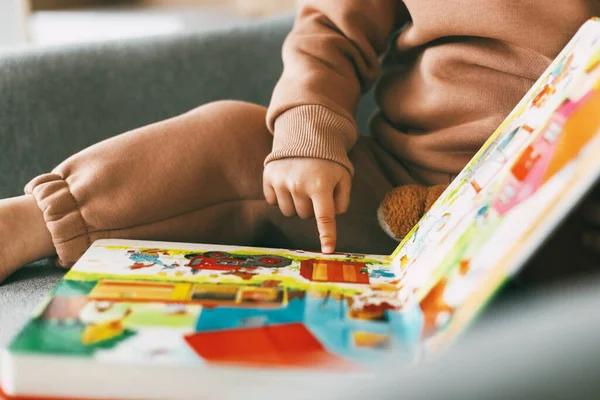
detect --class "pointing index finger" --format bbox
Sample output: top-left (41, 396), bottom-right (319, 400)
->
top-left (312, 193), bottom-right (337, 253)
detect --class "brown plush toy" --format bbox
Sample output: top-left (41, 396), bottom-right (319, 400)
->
top-left (377, 184), bottom-right (449, 241)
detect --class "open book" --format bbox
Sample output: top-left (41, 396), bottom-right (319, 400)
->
top-left (3, 18), bottom-right (600, 400)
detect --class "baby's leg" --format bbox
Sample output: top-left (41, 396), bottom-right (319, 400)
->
top-left (0, 196), bottom-right (54, 282)
top-left (0, 101), bottom-right (274, 281)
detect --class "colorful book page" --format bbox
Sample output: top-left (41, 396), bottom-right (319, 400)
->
top-left (8, 241), bottom-right (427, 370)
top-left (388, 18), bottom-right (600, 352)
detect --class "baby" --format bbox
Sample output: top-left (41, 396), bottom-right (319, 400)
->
top-left (1, 0), bottom-right (599, 283)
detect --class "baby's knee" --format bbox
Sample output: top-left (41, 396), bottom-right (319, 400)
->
top-left (188, 100), bottom-right (267, 129)
top-left (182, 100), bottom-right (271, 148)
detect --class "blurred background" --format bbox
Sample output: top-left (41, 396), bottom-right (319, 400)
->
top-left (0, 0), bottom-right (297, 48)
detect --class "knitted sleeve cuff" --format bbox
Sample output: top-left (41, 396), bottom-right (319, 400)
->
top-left (264, 105), bottom-right (358, 175)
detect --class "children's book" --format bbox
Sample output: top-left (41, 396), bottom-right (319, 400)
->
top-left (3, 18), bottom-right (600, 400)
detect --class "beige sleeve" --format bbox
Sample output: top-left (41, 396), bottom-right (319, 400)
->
top-left (264, 0), bottom-right (408, 174)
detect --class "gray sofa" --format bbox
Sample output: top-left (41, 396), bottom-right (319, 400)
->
top-left (1, 16), bottom-right (600, 399)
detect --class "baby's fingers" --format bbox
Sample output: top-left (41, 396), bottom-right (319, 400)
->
top-left (334, 175), bottom-right (351, 215)
top-left (274, 186), bottom-right (296, 217)
top-left (263, 181), bottom-right (277, 206)
top-left (292, 194), bottom-right (314, 220)
top-left (312, 193), bottom-right (337, 254)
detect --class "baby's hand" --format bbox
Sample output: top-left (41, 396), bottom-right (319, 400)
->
top-left (263, 158), bottom-right (351, 253)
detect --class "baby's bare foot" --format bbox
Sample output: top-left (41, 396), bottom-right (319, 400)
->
top-left (0, 196), bottom-right (55, 284)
